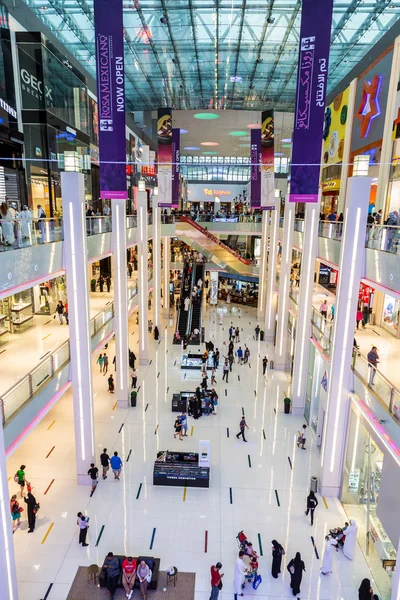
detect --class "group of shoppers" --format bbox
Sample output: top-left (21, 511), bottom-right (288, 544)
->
top-left (102, 553), bottom-right (151, 600)
top-left (10, 465), bottom-right (39, 534)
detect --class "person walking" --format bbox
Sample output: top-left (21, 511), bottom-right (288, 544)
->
top-left (262, 356), bottom-right (268, 375)
top-left (367, 346), bottom-right (379, 386)
top-left (359, 579), bottom-right (374, 600)
top-left (271, 540), bottom-right (285, 579)
top-left (77, 511), bottom-right (89, 546)
top-left (213, 348), bottom-right (220, 369)
top-left (63, 300), bottom-right (69, 325)
top-left (305, 490), bottom-right (318, 525)
top-left (244, 346), bottom-right (250, 364)
top-left (236, 416), bottom-right (249, 442)
top-left (362, 305), bottom-right (369, 328)
top-left (320, 535), bottom-right (338, 575)
top-left (15, 464), bottom-right (26, 498)
top-left (108, 374), bottom-right (115, 393)
top-left (103, 353), bottom-right (109, 374)
top-left (343, 519), bottom-right (358, 560)
top-left (356, 308), bottom-right (364, 329)
top-left (10, 494), bottom-right (22, 533)
top-left (222, 360), bottom-right (229, 382)
top-left (128, 262), bottom-right (133, 278)
top-left (174, 415), bottom-right (183, 439)
top-left (320, 300), bottom-right (328, 319)
top-left (100, 448), bottom-right (110, 480)
top-left (235, 327), bottom-right (240, 342)
top-left (110, 451), bottom-right (123, 480)
top-left (131, 367), bottom-right (137, 389)
top-left (122, 556), bottom-right (137, 600)
top-left (137, 559), bottom-right (151, 600)
top-left (237, 346), bottom-right (243, 364)
top-left (96, 353), bottom-right (104, 373)
top-left (255, 325), bottom-right (260, 340)
top-left (211, 367), bottom-right (217, 385)
top-left (103, 552), bottom-right (120, 599)
top-left (87, 463), bottom-right (98, 495)
top-left (106, 275), bottom-right (111, 292)
top-left (297, 424), bottom-right (307, 449)
top-left (180, 411), bottom-right (188, 436)
top-left (229, 326), bottom-right (234, 341)
top-left (287, 552), bottom-right (305, 596)
top-left (210, 562), bottom-right (224, 600)
top-left (24, 491), bottom-right (38, 533)
top-left (234, 551), bottom-right (247, 597)
top-left (56, 300), bottom-right (64, 324)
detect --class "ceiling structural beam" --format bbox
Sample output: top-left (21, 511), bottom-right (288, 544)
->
top-left (159, 0), bottom-right (190, 108)
top-left (260, 0), bottom-right (301, 106)
top-left (245, 0), bottom-right (276, 107)
top-left (214, 0), bottom-right (220, 109)
top-left (330, 0), bottom-right (363, 45)
top-left (230, 0), bottom-right (246, 109)
top-left (188, 0), bottom-right (204, 108)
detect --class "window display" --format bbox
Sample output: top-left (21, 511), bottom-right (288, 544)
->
top-left (33, 276), bottom-right (66, 315)
top-left (381, 294), bottom-right (400, 337)
top-left (0, 289), bottom-right (34, 334)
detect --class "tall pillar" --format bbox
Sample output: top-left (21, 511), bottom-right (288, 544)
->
top-left (112, 199), bottom-right (129, 409)
top-left (274, 201), bottom-right (294, 369)
top-left (320, 176), bottom-right (371, 496)
top-left (376, 36), bottom-right (400, 215)
top-left (265, 208), bottom-right (279, 342)
top-left (61, 172), bottom-right (95, 483)
top-left (391, 535), bottom-right (400, 600)
top-left (291, 199), bottom-right (320, 415)
top-left (162, 236), bottom-right (171, 317)
top-left (137, 190), bottom-right (149, 365)
top-left (153, 204), bottom-right (161, 332)
top-left (0, 425), bottom-right (18, 600)
top-left (257, 211), bottom-right (268, 318)
top-left (337, 79), bottom-right (357, 215)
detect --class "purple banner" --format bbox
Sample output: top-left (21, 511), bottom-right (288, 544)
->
top-left (94, 0), bottom-right (127, 200)
top-left (289, 0), bottom-right (333, 203)
top-left (172, 128), bottom-right (180, 208)
top-left (250, 129), bottom-right (261, 208)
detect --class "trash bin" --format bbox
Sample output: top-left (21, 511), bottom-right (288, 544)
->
top-left (130, 390), bottom-right (137, 407)
top-left (310, 476), bottom-right (318, 493)
top-left (269, 360), bottom-right (274, 370)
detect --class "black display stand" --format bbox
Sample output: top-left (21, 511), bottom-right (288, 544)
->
top-left (172, 393), bottom-right (188, 413)
top-left (181, 353), bottom-right (213, 370)
top-left (153, 451), bottom-right (210, 488)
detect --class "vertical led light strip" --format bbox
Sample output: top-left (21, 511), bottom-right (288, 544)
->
top-left (154, 207), bottom-right (160, 329)
top-left (267, 210), bottom-right (278, 330)
top-left (0, 436), bottom-right (16, 600)
top-left (296, 207), bottom-right (316, 396)
top-left (277, 205), bottom-right (294, 359)
top-left (163, 237), bottom-right (170, 313)
top-left (139, 203), bottom-right (146, 355)
top-left (115, 204), bottom-right (124, 391)
top-left (350, 415), bottom-right (360, 473)
top-left (258, 212), bottom-right (268, 314)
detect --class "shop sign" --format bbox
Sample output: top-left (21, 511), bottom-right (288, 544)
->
top-left (250, 127), bottom-right (261, 208)
top-left (321, 179), bottom-right (340, 192)
top-left (348, 469), bottom-right (360, 493)
top-left (358, 283), bottom-right (373, 304)
top-left (0, 98), bottom-right (17, 119)
top-left (20, 68), bottom-right (53, 101)
top-left (322, 88), bottom-right (349, 166)
top-left (356, 75), bottom-right (382, 139)
top-left (204, 188), bottom-right (231, 197)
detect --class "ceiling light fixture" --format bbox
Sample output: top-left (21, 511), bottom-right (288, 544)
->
top-left (180, 129), bottom-right (188, 134)
top-left (194, 113), bottom-right (220, 120)
top-left (281, 138), bottom-right (292, 143)
top-left (201, 142), bottom-right (219, 146)
top-left (247, 124), bottom-right (261, 129)
top-left (229, 131), bottom-right (248, 136)
top-left (184, 146), bottom-right (200, 150)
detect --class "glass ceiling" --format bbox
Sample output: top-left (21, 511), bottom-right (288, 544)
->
top-left (24, 0), bottom-right (399, 111)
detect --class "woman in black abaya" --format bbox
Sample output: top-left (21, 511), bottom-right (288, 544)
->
top-left (24, 492), bottom-right (37, 533)
top-left (287, 552), bottom-right (305, 596)
top-left (271, 540), bottom-right (284, 578)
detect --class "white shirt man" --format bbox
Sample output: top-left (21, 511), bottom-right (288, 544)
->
top-left (197, 278), bottom-right (203, 288)
top-left (184, 297), bottom-right (190, 311)
top-left (18, 206), bottom-right (33, 238)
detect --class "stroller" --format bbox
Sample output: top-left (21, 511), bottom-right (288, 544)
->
top-left (236, 531), bottom-right (262, 590)
top-left (329, 526), bottom-right (346, 546)
top-left (236, 530), bottom-right (247, 551)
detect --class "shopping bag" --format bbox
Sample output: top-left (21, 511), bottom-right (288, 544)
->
top-left (252, 574), bottom-right (262, 590)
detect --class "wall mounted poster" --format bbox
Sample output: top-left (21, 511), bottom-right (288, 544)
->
top-left (289, 0), bottom-right (334, 203)
top-left (261, 110), bottom-right (275, 208)
top-left (158, 107), bottom-right (172, 207)
top-left (94, 0), bottom-right (127, 199)
top-left (250, 128), bottom-right (261, 208)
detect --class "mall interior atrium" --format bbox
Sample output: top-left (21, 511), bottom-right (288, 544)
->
top-left (0, 0), bottom-right (400, 599)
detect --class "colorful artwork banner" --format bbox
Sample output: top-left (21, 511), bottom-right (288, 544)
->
top-left (94, 0), bottom-right (127, 199)
top-left (157, 107), bottom-right (172, 207)
top-left (172, 128), bottom-right (180, 208)
top-left (261, 110), bottom-right (274, 209)
top-left (289, 0), bottom-right (334, 203)
top-left (250, 128), bottom-right (261, 208)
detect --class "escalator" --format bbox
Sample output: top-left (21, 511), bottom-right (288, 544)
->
top-left (226, 234), bottom-right (239, 250)
top-left (189, 263), bottom-right (205, 343)
top-left (174, 260), bottom-right (196, 341)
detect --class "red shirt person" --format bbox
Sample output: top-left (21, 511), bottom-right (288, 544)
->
top-left (122, 557), bottom-right (137, 599)
top-left (210, 562), bottom-right (224, 600)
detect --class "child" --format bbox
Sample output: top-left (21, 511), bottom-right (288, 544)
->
top-left (211, 367), bottom-right (217, 385)
top-left (26, 481), bottom-right (33, 494)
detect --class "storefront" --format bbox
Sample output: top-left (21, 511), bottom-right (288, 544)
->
top-left (320, 175), bottom-right (340, 215)
top-left (0, 288), bottom-right (34, 335)
top-left (318, 263), bottom-right (338, 292)
top-left (17, 32), bottom-right (91, 216)
top-left (32, 275), bottom-right (67, 315)
top-left (381, 293), bottom-right (400, 337)
top-left (341, 407), bottom-right (397, 599)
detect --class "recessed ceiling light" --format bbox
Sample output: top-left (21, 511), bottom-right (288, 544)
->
top-left (282, 143), bottom-right (291, 148)
top-left (201, 142), bottom-right (219, 146)
top-left (247, 124), bottom-right (261, 129)
top-left (281, 138), bottom-right (292, 143)
top-left (203, 151), bottom-right (218, 155)
top-left (184, 146), bottom-right (200, 150)
top-left (274, 152), bottom-right (284, 156)
top-left (239, 143), bottom-right (251, 147)
top-left (180, 129), bottom-right (188, 134)
top-left (194, 113), bottom-right (220, 120)
top-left (229, 131), bottom-right (247, 136)
top-left (240, 136), bottom-right (251, 141)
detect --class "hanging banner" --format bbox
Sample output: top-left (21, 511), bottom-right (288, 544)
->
top-left (157, 107), bottom-right (173, 207)
top-left (261, 110), bottom-right (275, 209)
top-left (250, 128), bottom-right (261, 208)
top-left (289, 0), bottom-right (334, 203)
top-left (172, 128), bottom-right (180, 208)
top-left (94, 0), bottom-right (127, 199)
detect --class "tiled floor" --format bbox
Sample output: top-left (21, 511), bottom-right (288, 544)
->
top-left (6, 297), bottom-right (383, 600)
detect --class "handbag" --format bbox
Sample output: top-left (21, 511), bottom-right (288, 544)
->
top-left (289, 565), bottom-right (295, 575)
top-left (14, 474), bottom-right (19, 483)
top-left (252, 574), bottom-right (262, 590)
top-left (33, 503), bottom-right (40, 514)
top-left (217, 581), bottom-right (223, 590)
top-left (146, 569), bottom-right (152, 583)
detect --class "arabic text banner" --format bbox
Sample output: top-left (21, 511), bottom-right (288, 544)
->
top-left (172, 128), bottom-right (180, 208)
top-left (261, 110), bottom-right (275, 209)
top-left (250, 128), bottom-right (261, 208)
top-left (157, 107), bottom-right (173, 207)
top-left (94, 0), bottom-right (127, 199)
top-left (289, 0), bottom-right (334, 203)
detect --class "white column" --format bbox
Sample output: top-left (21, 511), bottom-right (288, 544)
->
top-left (112, 199), bottom-right (129, 409)
top-left (137, 190), bottom-right (149, 365)
top-left (265, 208), bottom-right (279, 342)
top-left (376, 36), bottom-right (400, 214)
top-left (320, 176), bottom-right (371, 496)
top-left (391, 535), bottom-right (400, 600)
top-left (153, 205), bottom-right (161, 331)
top-left (61, 172), bottom-right (95, 483)
top-left (162, 236), bottom-right (171, 317)
top-left (291, 199), bottom-right (320, 415)
top-left (274, 201), bottom-right (295, 369)
top-left (0, 424), bottom-right (18, 600)
top-left (337, 79), bottom-right (357, 214)
top-left (257, 211), bottom-right (268, 318)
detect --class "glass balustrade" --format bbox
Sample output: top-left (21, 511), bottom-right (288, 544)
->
top-left (365, 224), bottom-right (400, 255)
